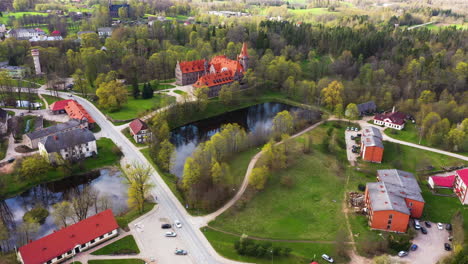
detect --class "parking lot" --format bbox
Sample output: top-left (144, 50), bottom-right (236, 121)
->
top-left (400, 221), bottom-right (452, 264)
top-left (344, 127), bottom-right (361, 165)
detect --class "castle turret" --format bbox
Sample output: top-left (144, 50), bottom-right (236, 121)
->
top-left (31, 49), bottom-right (42, 75)
top-left (238, 42), bottom-right (249, 71)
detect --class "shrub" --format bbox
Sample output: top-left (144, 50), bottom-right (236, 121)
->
top-left (23, 206), bottom-right (49, 225)
top-left (358, 183), bottom-right (366, 191)
top-left (112, 145), bottom-right (123, 156)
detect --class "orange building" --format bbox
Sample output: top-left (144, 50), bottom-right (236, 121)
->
top-left (360, 126), bottom-right (384, 163)
top-left (364, 169), bottom-right (425, 232)
top-left (64, 100), bottom-right (95, 128)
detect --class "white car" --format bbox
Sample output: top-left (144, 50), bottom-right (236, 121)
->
top-left (437, 223), bottom-right (444, 230)
top-left (321, 254), bottom-right (334, 263)
top-left (165, 231), bottom-right (177, 237)
top-left (175, 220), bottom-right (182, 228)
top-left (398, 251), bottom-right (408, 257)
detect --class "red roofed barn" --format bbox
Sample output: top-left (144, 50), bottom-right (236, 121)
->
top-left (49, 99), bottom-right (74, 114)
top-left (175, 42), bottom-right (249, 97)
top-left (129, 118), bottom-right (151, 143)
top-left (18, 209), bottom-right (118, 264)
top-left (454, 168), bottom-right (468, 205)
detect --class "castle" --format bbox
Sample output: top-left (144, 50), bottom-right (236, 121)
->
top-left (175, 43), bottom-right (249, 97)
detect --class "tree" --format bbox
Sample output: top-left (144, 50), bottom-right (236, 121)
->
top-left (345, 103), bottom-right (359, 120)
top-left (142, 82), bottom-right (154, 99)
top-left (211, 161), bottom-right (223, 184)
top-left (334, 104), bottom-right (344, 118)
top-left (125, 163), bottom-right (155, 213)
top-left (81, 33), bottom-right (101, 49)
top-left (249, 166), bottom-right (269, 190)
top-left (13, 0), bottom-right (29, 11)
top-left (194, 86), bottom-right (209, 110)
top-left (96, 80), bottom-right (128, 112)
top-left (447, 128), bottom-right (465, 152)
top-left (71, 186), bottom-right (96, 222)
top-left (219, 85), bottom-right (233, 105)
top-left (118, 7), bottom-right (129, 19)
top-left (19, 155), bottom-right (51, 181)
top-left (182, 157), bottom-right (201, 190)
top-left (418, 90), bottom-right (436, 104)
top-left (72, 69), bottom-right (88, 97)
top-left (51, 201), bottom-right (73, 228)
top-left (23, 206), bottom-right (49, 225)
top-left (132, 81), bottom-right (140, 99)
top-left (157, 139), bottom-right (175, 171)
top-left (272, 110), bottom-right (294, 139)
top-left (321, 80), bottom-right (344, 111)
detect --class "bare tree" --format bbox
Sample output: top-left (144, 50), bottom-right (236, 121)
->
top-left (70, 186), bottom-right (97, 222)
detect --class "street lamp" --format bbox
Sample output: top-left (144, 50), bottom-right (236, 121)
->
top-left (270, 249), bottom-right (273, 264)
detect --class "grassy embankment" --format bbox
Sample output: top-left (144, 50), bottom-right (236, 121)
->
top-left (41, 94), bottom-right (63, 106)
top-left (116, 201), bottom-right (156, 230)
top-left (91, 235), bottom-right (140, 255)
top-left (0, 137), bottom-right (121, 199)
top-left (88, 260), bottom-right (145, 264)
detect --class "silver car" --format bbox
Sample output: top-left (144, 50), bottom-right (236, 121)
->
top-left (165, 231), bottom-right (177, 237)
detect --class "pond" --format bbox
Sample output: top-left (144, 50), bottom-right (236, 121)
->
top-left (170, 102), bottom-right (321, 177)
top-left (0, 168), bottom-right (127, 249)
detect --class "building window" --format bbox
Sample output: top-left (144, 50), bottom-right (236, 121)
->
top-left (90, 239), bottom-right (95, 243)
top-left (389, 214), bottom-right (393, 219)
top-left (47, 261), bottom-right (52, 264)
top-left (57, 255), bottom-right (63, 260)
top-left (67, 250), bottom-right (72, 255)
top-left (108, 231), bottom-right (113, 235)
top-left (100, 235), bottom-right (104, 239)
top-left (81, 244), bottom-right (86, 248)
top-left (387, 225), bottom-right (391, 229)
top-left (409, 202), bottom-right (413, 207)
top-left (388, 220), bottom-right (392, 224)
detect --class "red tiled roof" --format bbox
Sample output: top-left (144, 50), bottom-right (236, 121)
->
top-left (193, 71), bottom-right (234, 88)
top-left (456, 168), bottom-right (468, 185)
top-left (19, 210), bottom-right (118, 264)
top-left (49, 100), bottom-right (74, 111)
top-left (210, 55), bottom-right (244, 76)
top-left (374, 111), bottom-right (406, 125)
top-left (129, 118), bottom-right (148, 135)
top-left (179, 59), bottom-right (206, 74)
top-left (64, 101), bottom-right (95, 124)
top-left (238, 42), bottom-right (248, 58)
top-left (430, 175), bottom-right (455, 188)
top-left (51, 30), bottom-right (61, 36)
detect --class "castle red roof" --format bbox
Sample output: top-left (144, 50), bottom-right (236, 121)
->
top-left (179, 59), bottom-right (206, 74)
top-left (64, 100), bottom-right (95, 124)
top-left (19, 210), bottom-right (118, 264)
top-left (238, 42), bottom-right (248, 58)
top-left (193, 71), bottom-right (234, 88)
top-left (210, 55), bottom-right (244, 76)
top-left (129, 118), bottom-right (148, 135)
top-left (49, 99), bottom-right (74, 111)
top-left (374, 111), bottom-right (406, 125)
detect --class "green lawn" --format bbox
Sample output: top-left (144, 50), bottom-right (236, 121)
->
top-left (125, 81), bottom-right (176, 93)
top-left (173, 90), bottom-right (186, 95)
top-left (116, 201), bottom-right (156, 230)
top-left (203, 228), bottom-right (336, 264)
top-left (91, 235), bottom-right (140, 255)
top-left (0, 11), bottom-right (49, 24)
top-left (0, 137), bottom-right (121, 199)
top-left (100, 94), bottom-right (175, 121)
top-left (41, 94), bottom-right (62, 106)
top-left (5, 79), bottom-right (41, 88)
top-left (88, 260), bottom-right (145, 264)
top-left (289, 8), bottom-right (335, 15)
top-left (227, 148), bottom-right (260, 187)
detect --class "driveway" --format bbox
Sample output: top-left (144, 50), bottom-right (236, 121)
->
top-left (345, 129), bottom-right (360, 165)
top-left (401, 223), bottom-right (451, 264)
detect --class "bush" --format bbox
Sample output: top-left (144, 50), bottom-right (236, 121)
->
top-left (111, 145), bottom-right (123, 156)
top-left (358, 183), bottom-right (366, 191)
top-left (234, 236), bottom-right (292, 259)
top-left (23, 206), bottom-right (49, 225)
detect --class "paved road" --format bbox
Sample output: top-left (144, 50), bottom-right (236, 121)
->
top-left (34, 88), bottom-right (244, 264)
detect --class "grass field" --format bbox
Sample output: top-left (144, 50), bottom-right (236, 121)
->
top-left (92, 235), bottom-right (140, 255)
top-left (41, 94), bottom-right (62, 106)
top-left (289, 8), bottom-right (335, 15)
top-left (173, 90), bottom-right (186, 95)
top-left (0, 11), bottom-right (49, 24)
top-left (0, 137), bottom-right (121, 199)
top-left (100, 94), bottom-right (175, 121)
top-left (88, 260), bottom-right (144, 264)
top-left (116, 201), bottom-right (156, 229)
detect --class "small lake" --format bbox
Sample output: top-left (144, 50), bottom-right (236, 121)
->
top-left (0, 169), bottom-right (127, 248)
top-left (170, 102), bottom-right (321, 177)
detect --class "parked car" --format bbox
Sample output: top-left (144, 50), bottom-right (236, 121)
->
top-left (448, 236), bottom-right (453, 241)
top-left (357, 133), bottom-right (362, 137)
top-left (7, 158), bottom-right (15, 163)
top-left (413, 219), bottom-right (421, 230)
top-left (425, 221), bottom-right (431, 228)
top-left (165, 231), bottom-right (177, 237)
top-left (161, 224), bottom-right (172, 229)
top-left (346, 127), bottom-right (350, 131)
top-left (175, 249), bottom-right (188, 255)
top-left (321, 254), bottom-right (334, 263)
top-left (175, 220), bottom-right (182, 228)
top-left (354, 127), bottom-right (359, 131)
top-left (351, 135), bottom-right (355, 140)
top-left (398, 251), bottom-right (409, 257)
top-left (410, 244), bottom-right (418, 251)
top-left (446, 224), bottom-right (452, 231)
top-left (444, 243), bottom-right (452, 251)
top-left (437, 223), bottom-right (444, 230)
top-left (421, 226), bottom-right (427, 234)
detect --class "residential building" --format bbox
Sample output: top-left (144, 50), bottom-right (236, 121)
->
top-left (374, 108), bottom-right (407, 130)
top-left (454, 168), bottom-right (468, 205)
top-left (428, 175), bottom-right (455, 189)
top-left (29, 35), bottom-right (63, 42)
top-left (6, 28), bottom-right (46, 40)
top-left (23, 120), bottom-right (86, 149)
top-left (18, 209), bottom-right (118, 264)
top-left (0, 108), bottom-right (10, 135)
top-left (0, 62), bottom-right (29, 79)
top-left (129, 118), bottom-right (151, 143)
top-left (0, 24), bottom-right (6, 33)
top-left (64, 100), bottom-right (96, 128)
top-left (38, 128), bottom-right (97, 163)
top-left (97, 27), bottom-right (113, 37)
top-left (109, 3), bottom-right (130, 18)
top-left (49, 99), bottom-right (74, 114)
top-left (364, 169), bottom-right (425, 232)
top-left (357, 101), bottom-right (376, 116)
top-left (360, 126), bottom-right (384, 163)
top-left (176, 42), bottom-right (249, 97)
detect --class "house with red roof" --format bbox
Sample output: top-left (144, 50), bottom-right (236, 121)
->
top-left (373, 108), bottom-right (407, 130)
top-left (64, 100), bottom-right (95, 128)
top-left (49, 99), bottom-right (74, 114)
top-left (129, 118), bottom-right (151, 143)
top-left (428, 175), bottom-right (456, 189)
top-left (18, 209), bottom-right (118, 264)
top-left (175, 42), bottom-right (249, 97)
top-left (454, 168), bottom-right (468, 205)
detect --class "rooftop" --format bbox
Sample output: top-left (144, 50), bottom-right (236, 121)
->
top-left (362, 126), bottom-right (382, 139)
top-left (178, 59), bottom-right (206, 74)
top-left (193, 70), bottom-right (234, 88)
top-left (374, 111), bottom-right (406, 125)
top-left (362, 134), bottom-right (384, 148)
top-left (377, 169), bottom-right (421, 193)
top-left (129, 118), bottom-right (148, 135)
top-left (456, 168), bottom-right (468, 184)
top-left (26, 120), bottom-right (81, 140)
top-left (65, 101), bottom-right (95, 123)
top-left (430, 175), bottom-right (455, 188)
top-left (50, 99), bottom-right (74, 112)
top-left (367, 182), bottom-right (424, 214)
top-left (40, 128), bottom-right (95, 153)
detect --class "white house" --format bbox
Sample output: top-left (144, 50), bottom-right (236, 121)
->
top-left (6, 28), bottom-right (45, 40)
top-left (373, 110), bottom-right (407, 130)
top-left (97, 27), bottom-right (113, 37)
top-left (0, 108), bottom-right (10, 135)
top-left (38, 128), bottom-right (97, 163)
top-left (454, 168), bottom-right (468, 205)
top-left (18, 210), bottom-right (118, 264)
top-left (129, 118), bottom-right (151, 143)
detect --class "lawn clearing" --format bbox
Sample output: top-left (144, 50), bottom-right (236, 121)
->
top-left (41, 94), bottom-right (62, 106)
top-left (91, 235), bottom-right (140, 255)
top-left (100, 94), bottom-right (175, 121)
top-left (88, 260), bottom-right (145, 264)
top-left (0, 11), bottom-right (49, 24)
top-left (173, 89), bottom-right (186, 95)
top-left (116, 201), bottom-right (156, 230)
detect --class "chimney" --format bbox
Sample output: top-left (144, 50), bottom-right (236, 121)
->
top-left (392, 106), bottom-right (395, 113)
top-left (54, 135), bottom-right (58, 140)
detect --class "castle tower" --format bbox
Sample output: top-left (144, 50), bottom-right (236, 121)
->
top-left (31, 49), bottom-right (42, 75)
top-left (238, 42), bottom-right (249, 71)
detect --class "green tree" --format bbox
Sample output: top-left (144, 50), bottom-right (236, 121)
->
top-left (81, 33), bottom-right (101, 49)
top-left (23, 206), bottom-right (49, 225)
top-left (272, 110), bottom-right (294, 139)
top-left (418, 90), bottom-right (436, 104)
top-left (132, 81), bottom-right (140, 99)
top-left (142, 82), bottom-right (154, 99)
top-left (219, 85), bottom-right (233, 105)
top-left (194, 86), bottom-right (209, 111)
top-left (182, 157), bottom-right (201, 190)
top-left (72, 69), bottom-right (88, 97)
top-left (345, 103), bottom-right (359, 120)
top-left (118, 7), bottom-right (129, 19)
top-left (249, 166), bottom-right (269, 190)
top-left (96, 80), bottom-right (128, 112)
top-left (13, 0), bottom-right (29, 11)
top-left (334, 104), bottom-right (344, 118)
top-left (447, 128), bottom-right (466, 152)
top-left (321, 80), bottom-right (344, 111)
top-left (157, 139), bottom-right (175, 172)
top-left (211, 160), bottom-right (223, 184)
top-left (125, 163), bottom-right (155, 213)
top-left (20, 155), bottom-right (51, 181)
top-left (51, 201), bottom-right (73, 228)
